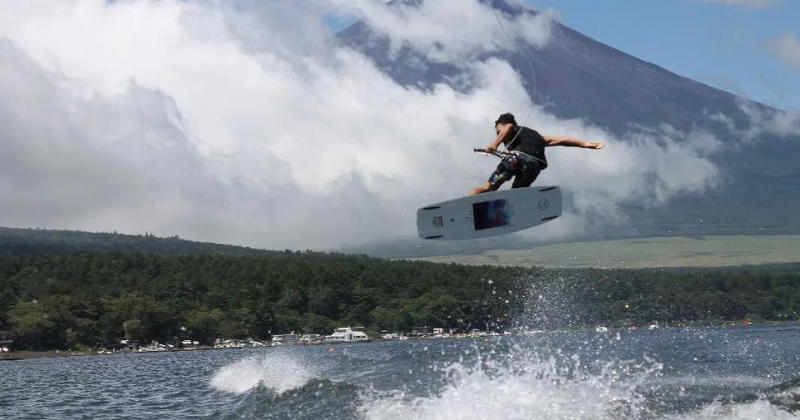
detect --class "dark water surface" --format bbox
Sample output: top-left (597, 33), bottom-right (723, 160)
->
top-left (3, 324), bottom-right (799, 419)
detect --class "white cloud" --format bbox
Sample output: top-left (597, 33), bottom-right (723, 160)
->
top-left (707, 100), bottom-right (800, 150)
top-left (0, 0), bottom-right (724, 251)
top-left (737, 101), bottom-right (800, 138)
top-left (691, 0), bottom-right (779, 8)
top-left (767, 32), bottom-right (800, 71)
top-left (326, 0), bottom-right (560, 62)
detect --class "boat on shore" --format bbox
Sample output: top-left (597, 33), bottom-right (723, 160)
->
top-left (138, 342), bottom-right (170, 352)
top-left (324, 327), bottom-right (370, 343)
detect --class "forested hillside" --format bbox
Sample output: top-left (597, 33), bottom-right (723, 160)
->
top-left (0, 227), bottom-right (270, 256)
top-left (0, 252), bottom-right (522, 350)
top-left (1, 251), bottom-right (798, 351)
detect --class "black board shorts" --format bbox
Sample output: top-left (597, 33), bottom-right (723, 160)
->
top-left (487, 153), bottom-right (542, 190)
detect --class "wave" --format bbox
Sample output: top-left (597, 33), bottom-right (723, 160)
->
top-left (665, 399), bottom-right (797, 420)
top-left (206, 345), bottom-right (799, 419)
top-left (359, 357), bottom-right (799, 420)
top-left (739, 377), bottom-right (800, 415)
top-left (210, 352), bottom-right (317, 395)
top-left (207, 378), bottom-right (362, 420)
top-left (360, 355), bottom-right (662, 420)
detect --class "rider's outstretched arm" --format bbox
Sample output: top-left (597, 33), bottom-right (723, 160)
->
top-left (543, 136), bottom-right (605, 149)
top-left (487, 124), bottom-right (515, 153)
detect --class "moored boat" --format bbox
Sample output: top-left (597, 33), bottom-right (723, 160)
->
top-left (324, 327), bottom-right (370, 343)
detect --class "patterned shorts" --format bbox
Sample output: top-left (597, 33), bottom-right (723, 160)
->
top-left (487, 153), bottom-right (542, 190)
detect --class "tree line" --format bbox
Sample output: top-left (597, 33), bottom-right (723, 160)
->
top-left (1, 251), bottom-right (798, 350)
top-left (0, 227), bottom-right (271, 257)
top-left (0, 252), bottom-right (522, 350)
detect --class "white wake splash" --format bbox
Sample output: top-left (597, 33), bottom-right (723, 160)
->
top-left (667, 399), bottom-right (797, 420)
top-left (361, 356), bottom-right (661, 420)
top-left (359, 354), bottom-right (797, 420)
top-left (210, 352), bottom-right (317, 395)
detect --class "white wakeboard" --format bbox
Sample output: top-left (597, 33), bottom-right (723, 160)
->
top-left (416, 186), bottom-right (562, 240)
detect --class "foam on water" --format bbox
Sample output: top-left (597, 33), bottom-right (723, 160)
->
top-left (210, 352), bottom-right (317, 395)
top-left (650, 374), bottom-right (777, 390)
top-left (361, 355), bottom-right (662, 420)
top-left (666, 399), bottom-right (798, 420)
top-left (359, 348), bottom-right (799, 420)
top-left (201, 325), bottom-right (800, 419)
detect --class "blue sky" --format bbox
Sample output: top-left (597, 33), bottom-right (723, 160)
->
top-left (328, 0), bottom-right (800, 110)
top-left (528, 0), bottom-right (800, 110)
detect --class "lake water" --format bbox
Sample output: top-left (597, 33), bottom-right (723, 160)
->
top-left (2, 324), bottom-right (799, 419)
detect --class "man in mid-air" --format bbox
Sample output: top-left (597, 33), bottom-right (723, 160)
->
top-left (469, 113), bottom-right (605, 196)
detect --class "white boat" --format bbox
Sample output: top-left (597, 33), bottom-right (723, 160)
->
top-left (218, 339), bottom-right (246, 349)
top-left (595, 326), bottom-right (608, 332)
top-left (299, 334), bottom-right (322, 343)
top-left (272, 334), bottom-right (299, 345)
top-left (138, 341), bottom-right (169, 352)
top-left (247, 339), bottom-right (268, 347)
top-left (324, 327), bottom-right (370, 343)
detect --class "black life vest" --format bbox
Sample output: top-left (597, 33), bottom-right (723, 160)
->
top-left (503, 126), bottom-right (548, 168)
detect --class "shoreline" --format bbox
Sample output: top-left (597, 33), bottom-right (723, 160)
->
top-left (4, 320), bottom-right (795, 362)
top-left (0, 345), bottom-right (228, 361)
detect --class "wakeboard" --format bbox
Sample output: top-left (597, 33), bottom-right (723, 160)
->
top-left (416, 186), bottom-right (562, 240)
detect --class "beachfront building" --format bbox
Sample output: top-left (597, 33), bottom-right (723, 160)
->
top-left (411, 326), bottom-right (432, 336)
top-left (272, 334), bottom-right (299, 345)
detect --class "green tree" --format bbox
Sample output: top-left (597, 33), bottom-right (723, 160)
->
top-left (123, 319), bottom-right (144, 341)
top-left (185, 308), bottom-right (224, 344)
top-left (307, 286), bottom-right (339, 319)
top-left (371, 305), bottom-right (412, 332)
top-left (302, 313), bottom-right (335, 335)
top-left (9, 301), bottom-right (57, 350)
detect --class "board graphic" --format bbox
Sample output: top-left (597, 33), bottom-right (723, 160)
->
top-left (416, 187), bottom-right (562, 240)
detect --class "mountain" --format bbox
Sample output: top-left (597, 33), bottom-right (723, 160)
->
top-left (339, 1), bottom-right (756, 135)
top-left (335, 0), bottom-right (800, 257)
